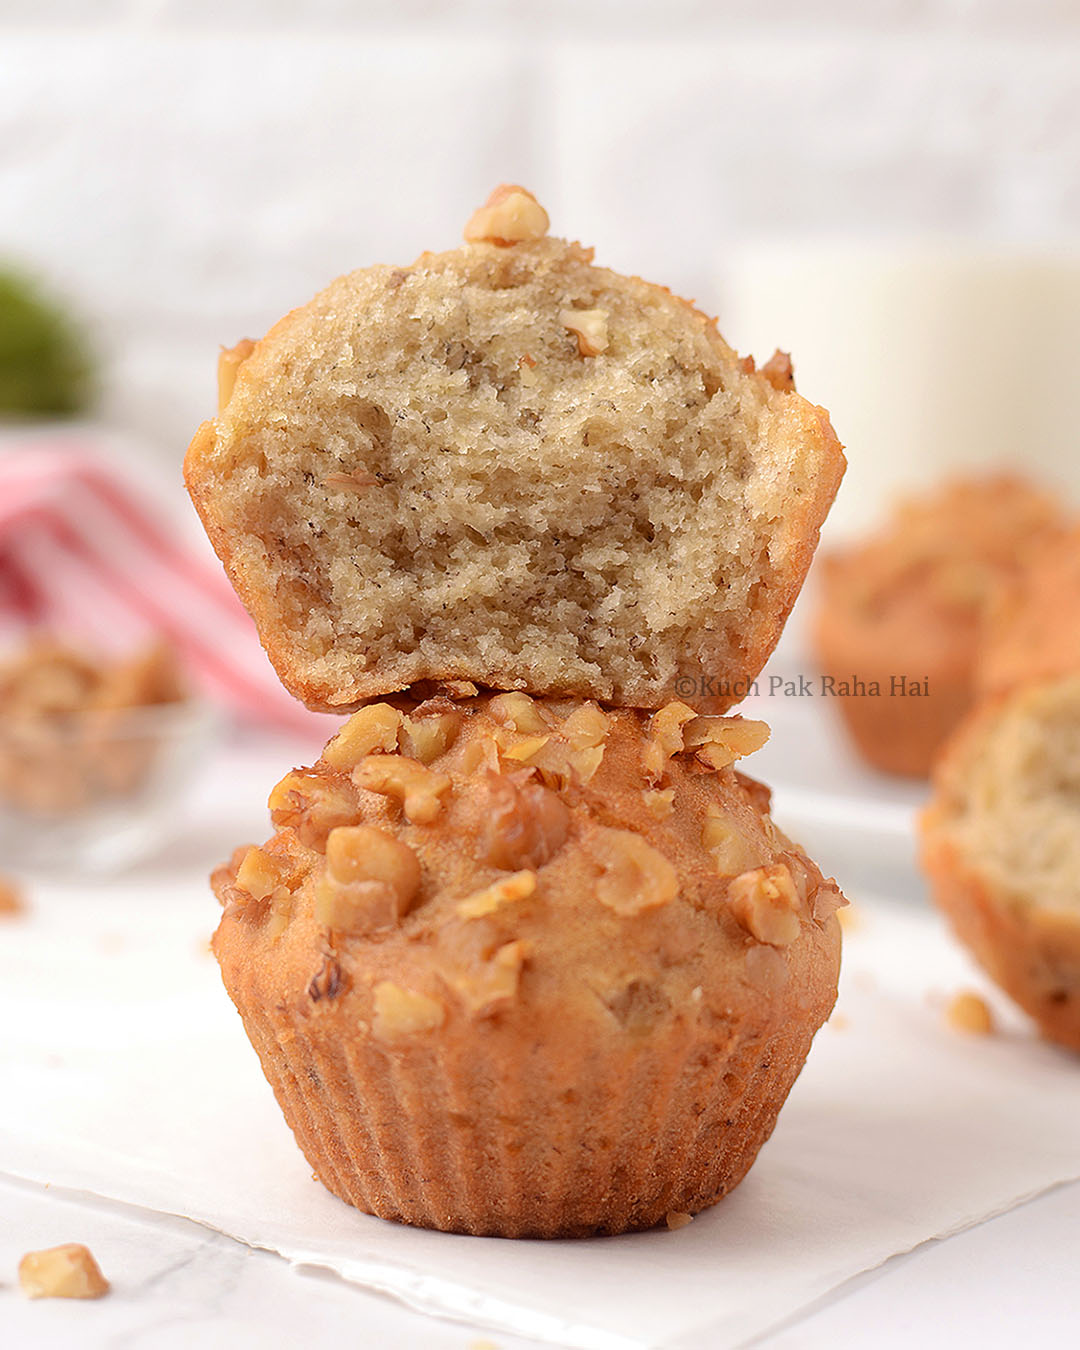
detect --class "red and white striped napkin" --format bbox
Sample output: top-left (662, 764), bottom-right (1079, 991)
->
top-left (0, 444), bottom-right (327, 733)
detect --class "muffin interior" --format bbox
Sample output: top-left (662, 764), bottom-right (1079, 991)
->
top-left (201, 237), bottom-right (830, 707)
top-left (943, 676), bottom-right (1080, 912)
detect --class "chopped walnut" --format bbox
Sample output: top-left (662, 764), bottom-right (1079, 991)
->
top-left (643, 701), bottom-right (697, 781)
top-left (316, 825), bottom-right (422, 934)
top-left (353, 754), bottom-right (451, 824)
top-left (567, 744), bottom-right (605, 783)
top-left (701, 806), bottom-right (761, 876)
top-left (234, 846), bottom-right (286, 902)
top-left (266, 886), bottom-right (293, 940)
top-left (323, 704), bottom-right (402, 770)
top-left (665, 1211), bottom-right (693, 1231)
top-left (488, 691), bottom-right (553, 735)
top-left (643, 788), bottom-right (675, 820)
top-left (743, 943), bottom-right (790, 993)
top-left (217, 338), bottom-right (256, 410)
top-left (450, 939), bottom-right (529, 1015)
top-left (464, 184), bottom-right (549, 245)
top-left (727, 865), bottom-right (802, 946)
top-left (561, 702), bottom-right (610, 750)
top-left (457, 869), bottom-right (537, 919)
top-left (683, 716), bottom-right (770, 769)
top-left (268, 771), bottom-right (359, 850)
top-left (501, 733), bottom-right (552, 765)
top-left (398, 710), bottom-right (461, 764)
top-left (18, 1244), bottom-right (109, 1300)
top-left (590, 827), bottom-right (679, 915)
top-left (372, 981), bottom-right (445, 1039)
top-left (946, 990), bottom-right (994, 1036)
top-left (481, 772), bottom-right (570, 871)
top-left (761, 349), bottom-right (795, 391)
top-left (461, 734), bottom-right (502, 775)
top-left (560, 307), bottom-right (610, 357)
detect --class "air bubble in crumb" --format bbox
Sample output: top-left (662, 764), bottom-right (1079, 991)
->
top-left (946, 990), bottom-right (994, 1035)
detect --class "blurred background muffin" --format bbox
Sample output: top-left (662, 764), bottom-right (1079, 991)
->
top-left (811, 476), bottom-right (1068, 778)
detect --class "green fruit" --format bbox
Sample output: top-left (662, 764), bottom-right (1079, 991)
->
top-left (0, 268), bottom-right (95, 417)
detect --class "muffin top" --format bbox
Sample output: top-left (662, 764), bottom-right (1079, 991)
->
top-left (186, 186), bottom-right (843, 714)
top-left (816, 474), bottom-right (1066, 673)
top-left (213, 686), bottom-right (843, 1046)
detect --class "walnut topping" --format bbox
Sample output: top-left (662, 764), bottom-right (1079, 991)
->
top-left (643, 701), bottom-right (697, 781)
top-left (18, 1244), bottom-right (110, 1300)
top-left (450, 939), bottom-right (529, 1015)
top-left (665, 1211), bottom-right (693, 1231)
top-left (324, 704), bottom-right (402, 770)
top-left (464, 184), bottom-right (549, 246)
top-left (266, 886), bottom-right (293, 940)
top-left (268, 771), bottom-right (359, 850)
top-left (461, 735), bottom-right (502, 775)
top-left (568, 744), bottom-right (604, 783)
top-left (643, 788), bottom-right (675, 820)
top-left (743, 943), bottom-right (790, 993)
top-left (457, 868), bottom-right (537, 919)
top-left (501, 733), bottom-right (552, 764)
top-left (701, 806), bottom-right (761, 876)
top-left (316, 825), bottom-right (422, 934)
top-left (560, 307), bottom-right (610, 357)
top-left (683, 716), bottom-right (770, 769)
top-left (727, 864), bottom-right (802, 946)
top-left (946, 990), bottom-right (994, 1035)
top-left (481, 772), bottom-right (570, 871)
top-left (561, 702), bottom-right (610, 750)
top-left (308, 954), bottom-right (348, 1002)
top-left (761, 349), bottom-right (795, 392)
top-left (234, 846), bottom-right (285, 902)
top-left (217, 338), bottom-right (255, 411)
top-left (812, 879), bottom-right (847, 924)
top-left (353, 754), bottom-right (451, 824)
top-left (488, 691), bottom-right (553, 735)
top-left (590, 828), bottom-right (679, 915)
top-left (372, 981), bottom-right (445, 1039)
top-left (398, 710), bottom-right (461, 764)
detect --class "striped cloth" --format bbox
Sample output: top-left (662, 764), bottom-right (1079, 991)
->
top-left (0, 445), bottom-right (326, 733)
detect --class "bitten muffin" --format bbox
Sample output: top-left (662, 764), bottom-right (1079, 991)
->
top-left (813, 475), bottom-right (1066, 778)
top-left (921, 675), bottom-right (1080, 1052)
top-left (186, 186), bottom-right (844, 715)
top-left (978, 528), bottom-right (1080, 699)
top-left (212, 685), bottom-right (844, 1237)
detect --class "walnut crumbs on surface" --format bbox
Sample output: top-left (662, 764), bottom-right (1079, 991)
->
top-left (185, 186), bottom-right (843, 715)
top-left (212, 686), bottom-right (844, 1238)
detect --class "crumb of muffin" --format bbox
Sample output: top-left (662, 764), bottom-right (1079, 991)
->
top-left (945, 990), bottom-right (995, 1036)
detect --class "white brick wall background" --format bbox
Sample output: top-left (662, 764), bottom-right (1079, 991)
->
top-left (1, 0), bottom-right (1079, 511)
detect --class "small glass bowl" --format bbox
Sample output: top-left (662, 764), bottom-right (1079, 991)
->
top-left (0, 699), bottom-right (219, 873)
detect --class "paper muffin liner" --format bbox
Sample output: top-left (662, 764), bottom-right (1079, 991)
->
top-left (232, 991), bottom-right (818, 1239)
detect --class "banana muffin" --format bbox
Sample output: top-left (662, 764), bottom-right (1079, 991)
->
top-left (813, 475), bottom-right (1066, 777)
top-left (186, 186), bottom-right (843, 715)
top-left (921, 675), bottom-right (1080, 1052)
top-left (212, 686), bottom-right (845, 1236)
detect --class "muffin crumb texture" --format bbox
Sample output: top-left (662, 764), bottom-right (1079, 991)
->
top-left (186, 188), bottom-right (843, 713)
top-left (212, 687), bottom-right (843, 1237)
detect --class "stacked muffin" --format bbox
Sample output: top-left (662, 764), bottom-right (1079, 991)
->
top-left (185, 186), bottom-right (847, 1236)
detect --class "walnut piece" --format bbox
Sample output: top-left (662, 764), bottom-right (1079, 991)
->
top-left (398, 710), bottom-right (461, 764)
top-left (268, 770), bottom-right (359, 848)
top-left (487, 691), bottom-right (553, 735)
top-left (643, 788), bottom-right (675, 820)
top-left (457, 869), bottom-right (537, 919)
top-left (727, 864), bottom-right (802, 946)
top-left (481, 772), bottom-right (570, 871)
top-left (324, 704), bottom-right (402, 770)
top-left (234, 846), bottom-right (286, 902)
top-left (590, 828), bottom-right (679, 915)
top-left (353, 754), bottom-right (451, 824)
top-left (702, 806), bottom-right (761, 876)
top-left (665, 1211), bottom-right (693, 1231)
top-left (643, 701), bottom-right (697, 781)
top-left (450, 939), bottom-right (528, 1015)
top-left (217, 337), bottom-right (256, 411)
top-left (946, 990), bottom-right (994, 1035)
top-left (18, 1244), bottom-right (109, 1300)
top-left (464, 184), bottom-right (549, 245)
top-left (561, 702), bottom-right (610, 750)
top-left (372, 981), bottom-right (445, 1039)
top-left (316, 825), bottom-right (422, 934)
top-left (560, 307), bottom-right (610, 357)
top-left (761, 349), bottom-right (795, 392)
top-left (683, 716), bottom-right (770, 769)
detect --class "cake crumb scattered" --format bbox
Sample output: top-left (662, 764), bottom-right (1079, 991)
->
top-left (18, 1244), bottom-right (110, 1299)
top-left (665, 1211), bottom-right (693, 1231)
top-left (467, 1339), bottom-right (500, 1350)
top-left (946, 990), bottom-right (994, 1036)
